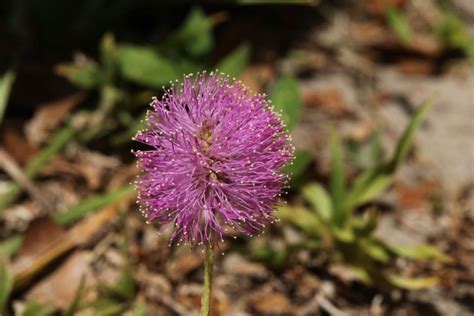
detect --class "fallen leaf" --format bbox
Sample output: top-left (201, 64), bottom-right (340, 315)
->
top-left (2, 129), bottom-right (38, 166)
top-left (25, 251), bottom-right (95, 309)
top-left (25, 92), bottom-right (86, 145)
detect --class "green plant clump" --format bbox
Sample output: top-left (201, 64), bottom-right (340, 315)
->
top-left (278, 100), bottom-right (451, 289)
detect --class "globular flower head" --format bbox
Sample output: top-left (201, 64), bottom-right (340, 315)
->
top-left (133, 71), bottom-right (294, 246)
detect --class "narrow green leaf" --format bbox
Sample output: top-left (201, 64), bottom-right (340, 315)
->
top-left (118, 45), bottom-right (178, 88)
top-left (217, 43), bottom-right (251, 77)
top-left (385, 6), bottom-right (412, 45)
top-left (276, 205), bottom-right (325, 238)
top-left (270, 75), bottom-right (302, 131)
top-left (0, 125), bottom-right (76, 212)
top-left (388, 244), bottom-right (452, 263)
top-left (23, 126), bottom-right (75, 180)
top-left (0, 235), bottom-right (23, 259)
top-left (346, 169), bottom-right (393, 210)
top-left (387, 275), bottom-right (438, 290)
top-left (359, 238), bottom-right (391, 263)
top-left (389, 99), bottom-right (433, 171)
top-left (54, 185), bottom-right (134, 225)
top-left (21, 301), bottom-right (54, 316)
top-left (302, 183), bottom-right (333, 222)
top-left (0, 71), bottom-right (15, 125)
top-left (329, 129), bottom-right (346, 226)
top-left (0, 265), bottom-right (13, 313)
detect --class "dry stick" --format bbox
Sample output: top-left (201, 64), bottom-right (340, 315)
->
top-left (0, 149), bottom-right (53, 213)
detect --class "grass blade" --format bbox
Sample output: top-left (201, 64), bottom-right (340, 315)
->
top-left (0, 71), bottom-right (15, 126)
top-left (0, 125), bottom-right (76, 212)
top-left (54, 185), bottom-right (134, 225)
top-left (389, 99), bottom-right (433, 171)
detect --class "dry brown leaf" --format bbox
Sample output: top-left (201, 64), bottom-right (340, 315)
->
top-left (25, 92), bottom-right (86, 145)
top-left (25, 251), bottom-right (96, 309)
top-left (2, 129), bottom-right (39, 166)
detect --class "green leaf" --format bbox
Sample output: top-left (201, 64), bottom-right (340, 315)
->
top-left (0, 70), bottom-right (15, 126)
top-left (276, 205), bottom-right (325, 238)
top-left (435, 12), bottom-right (474, 61)
top-left (173, 7), bottom-right (213, 57)
top-left (0, 265), bottom-right (13, 313)
top-left (346, 100), bottom-right (432, 210)
top-left (387, 275), bottom-right (438, 290)
top-left (118, 45), bottom-right (178, 88)
top-left (217, 43), bottom-right (251, 77)
top-left (21, 301), bottom-right (54, 316)
top-left (270, 75), bottom-right (302, 131)
top-left (389, 99), bottom-right (433, 171)
top-left (329, 129), bottom-right (346, 226)
top-left (385, 6), bottom-right (412, 45)
top-left (56, 63), bottom-right (102, 89)
top-left (0, 234), bottom-right (23, 259)
top-left (302, 183), bottom-right (333, 222)
top-left (359, 238), bottom-right (391, 263)
top-left (346, 169), bottom-right (393, 210)
top-left (285, 149), bottom-right (311, 187)
top-left (54, 185), bottom-right (134, 225)
top-left (388, 244), bottom-right (452, 263)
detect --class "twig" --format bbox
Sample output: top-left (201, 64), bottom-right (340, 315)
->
top-left (0, 125), bottom-right (75, 211)
top-left (316, 294), bottom-right (348, 316)
top-left (0, 149), bottom-right (53, 213)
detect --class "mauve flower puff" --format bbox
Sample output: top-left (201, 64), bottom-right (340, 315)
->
top-left (133, 72), bottom-right (294, 247)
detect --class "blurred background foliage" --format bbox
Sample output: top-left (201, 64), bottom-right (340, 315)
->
top-left (0, 0), bottom-right (473, 315)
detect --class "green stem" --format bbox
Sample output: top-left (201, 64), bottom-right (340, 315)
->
top-left (200, 244), bottom-right (214, 316)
